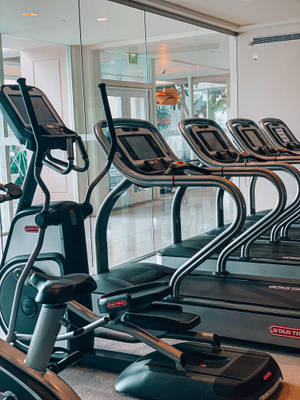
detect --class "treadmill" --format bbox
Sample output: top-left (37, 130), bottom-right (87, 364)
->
top-left (260, 117), bottom-right (300, 156)
top-left (227, 118), bottom-right (300, 239)
top-left (95, 117), bottom-right (300, 350)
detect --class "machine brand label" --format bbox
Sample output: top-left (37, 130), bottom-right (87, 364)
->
top-left (268, 284), bottom-right (300, 291)
top-left (106, 300), bottom-right (127, 309)
top-left (269, 325), bottom-right (300, 339)
top-left (25, 225), bottom-right (39, 233)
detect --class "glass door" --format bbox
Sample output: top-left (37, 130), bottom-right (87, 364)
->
top-left (107, 85), bottom-right (152, 206)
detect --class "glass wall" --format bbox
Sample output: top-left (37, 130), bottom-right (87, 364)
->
top-left (0, 0), bottom-right (86, 227)
top-left (0, 0), bottom-right (233, 268)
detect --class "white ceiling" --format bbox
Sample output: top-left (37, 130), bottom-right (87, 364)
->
top-left (1, 0), bottom-right (300, 51)
top-left (0, 0), bottom-right (210, 47)
top-left (167, 0), bottom-right (300, 26)
top-left (1, 0), bottom-right (299, 79)
top-left (0, 0), bottom-right (229, 79)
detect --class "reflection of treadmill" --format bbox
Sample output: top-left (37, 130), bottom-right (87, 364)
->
top-left (227, 118), bottom-right (298, 161)
top-left (157, 118), bottom-right (300, 277)
top-left (260, 117), bottom-right (300, 155)
top-left (95, 118), bottom-right (300, 350)
top-left (227, 118), bottom-right (300, 239)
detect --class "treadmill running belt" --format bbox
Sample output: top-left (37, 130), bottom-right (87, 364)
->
top-left (179, 273), bottom-right (300, 310)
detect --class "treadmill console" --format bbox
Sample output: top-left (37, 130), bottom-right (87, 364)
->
top-left (229, 121), bottom-right (276, 156)
top-left (261, 119), bottom-right (300, 151)
top-left (273, 127), bottom-right (290, 144)
top-left (187, 123), bottom-right (240, 163)
top-left (114, 125), bottom-right (173, 174)
top-left (0, 85), bottom-right (77, 150)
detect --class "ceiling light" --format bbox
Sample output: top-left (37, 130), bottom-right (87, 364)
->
top-left (22, 12), bottom-right (38, 17)
top-left (97, 17), bottom-right (108, 22)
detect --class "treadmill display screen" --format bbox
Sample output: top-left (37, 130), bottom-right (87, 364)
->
top-left (8, 94), bottom-right (58, 126)
top-left (200, 130), bottom-right (227, 151)
top-left (120, 134), bottom-right (165, 160)
top-left (245, 129), bottom-right (264, 147)
top-left (274, 127), bottom-right (289, 143)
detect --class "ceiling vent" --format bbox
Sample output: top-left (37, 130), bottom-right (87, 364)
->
top-left (252, 33), bottom-right (300, 45)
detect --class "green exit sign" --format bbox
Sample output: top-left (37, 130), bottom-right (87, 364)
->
top-left (128, 53), bottom-right (138, 64)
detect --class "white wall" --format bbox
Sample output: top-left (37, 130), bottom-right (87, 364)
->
top-left (236, 23), bottom-right (300, 212)
top-left (20, 45), bottom-right (75, 202)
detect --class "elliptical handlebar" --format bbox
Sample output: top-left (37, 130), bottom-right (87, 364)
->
top-left (17, 78), bottom-right (50, 212)
top-left (84, 83), bottom-right (117, 205)
top-left (17, 78), bottom-right (44, 168)
top-left (98, 83), bottom-right (117, 158)
top-left (44, 135), bottom-right (89, 174)
top-left (0, 183), bottom-right (22, 203)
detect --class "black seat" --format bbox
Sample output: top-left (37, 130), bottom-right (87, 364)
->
top-left (30, 272), bottom-right (97, 304)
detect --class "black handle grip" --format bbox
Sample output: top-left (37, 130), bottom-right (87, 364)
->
top-left (0, 183), bottom-right (22, 202)
top-left (98, 83), bottom-right (117, 163)
top-left (44, 137), bottom-right (89, 174)
top-left (73, 136), bottom-right (89, 172)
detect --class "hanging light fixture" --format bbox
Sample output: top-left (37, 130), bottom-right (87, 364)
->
top-left (156, 87), bottom-right (180, 105)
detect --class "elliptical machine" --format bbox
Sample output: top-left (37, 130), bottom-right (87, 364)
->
top-left (0, 181), bottom-right (79, 400)
top-left (0, 176), bottom-right (182, 400)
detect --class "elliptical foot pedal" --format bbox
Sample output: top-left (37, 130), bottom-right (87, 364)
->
top-left (124, 303), bottom-right (200, 332)
top-left (115, 342), bottom-right (282, 400)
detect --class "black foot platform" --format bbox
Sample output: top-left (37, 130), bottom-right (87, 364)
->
top-left (116, 342), bottom-right (282, 400)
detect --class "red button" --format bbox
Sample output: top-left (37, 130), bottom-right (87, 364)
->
top-left (175, 161), bottom-right (185, 164)
top-left (263, 371), bottom-right (272, 381)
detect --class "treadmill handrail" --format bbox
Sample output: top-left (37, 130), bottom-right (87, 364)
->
top-left (94, 118), bottom-right (248, 283)
top-left (209, 167), bottom-right (286, 263)
top-left (227, 118), bottom-right (300, 239)
top-left (169, 165), bottom-right (286, 288)
top-left (179, 118), bottom-right (300, 243)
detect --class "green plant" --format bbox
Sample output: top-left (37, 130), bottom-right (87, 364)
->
top-left (9, 146), bottom-right (27, 186)
top-left (156, 106), bottom-right (171, 130)
top-left (208, 88), bottom-right (227, 120)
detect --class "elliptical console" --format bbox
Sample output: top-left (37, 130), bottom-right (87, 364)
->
top-left (0, 84), bottom-right (88, 173)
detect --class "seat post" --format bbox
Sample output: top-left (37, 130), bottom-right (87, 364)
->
top-left (25, 303), bottom-right (67, 372)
